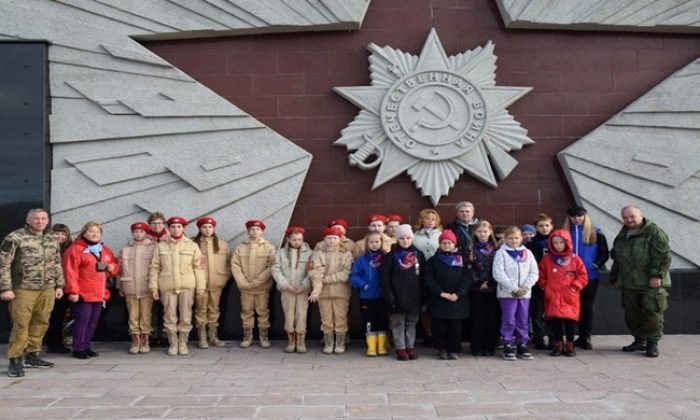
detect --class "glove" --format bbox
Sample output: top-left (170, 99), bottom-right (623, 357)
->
top-left (512, 287), bottom-right (528, 298)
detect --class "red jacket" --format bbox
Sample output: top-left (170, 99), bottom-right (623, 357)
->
top-left (538, 229), bottom-right (588, 321)
top-left (63, 238), bottom-right (119, 302)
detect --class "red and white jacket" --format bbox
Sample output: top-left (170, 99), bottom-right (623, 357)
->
top-left (63, 238), bottom-right (119, 302)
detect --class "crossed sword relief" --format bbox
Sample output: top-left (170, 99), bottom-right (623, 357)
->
top-left (350, 91), bottom-right (461, 169)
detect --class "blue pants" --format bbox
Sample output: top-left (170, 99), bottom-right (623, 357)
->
top-left (72, 302), bottom-right (102, 352)
top-left (499, 298), bottom-right (530, 346)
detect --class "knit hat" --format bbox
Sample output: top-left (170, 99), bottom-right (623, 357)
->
top-left (367, 214), bottom-right (388, 225)
top-left (323, 226), bottom-right (344, 237)
top-left (327, 218), bottom-right (349, 229)
top-left (520, 224), bottom-right (537, 235)
top-left (166, 216), bottom-right (188, 226)
top-left (386, 214), bottom-right (403, 223)
top-left (567, 206), bottom-right (587, 216)
top-left (395, 224), bottom-right (414, 239)
top-left (439, 229), bottom-right (457, 244)
top-left (245, 220), bottom-right (266, 230)
top-left (196, 216), bottom-right (217, 228)
top-left (285, 226), bottom-right (305, 236)
top-left (130, 222), bottom-right (149, 232)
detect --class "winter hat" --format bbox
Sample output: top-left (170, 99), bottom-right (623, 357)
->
top-left (323, 226), bottom-right (344, 237)
top-left (327, 218), bottom-right (349, 229)
top-left (285, 226), bottom-right (305, 236)
top-left (439, 229), bottom-right (457, 244)
top-left (245, 220), bottom-right (266, 230)
top-left (166, 216), bottom-right (188, 226)
top-left (567, 206), bottom-right (587, 216)
top-left (386, 214), bottom-right (403, 223)
top-left (130, 222), bottom-right (149, 232)
top-left (520, 224), bottom-right (537, 235)
top-left (196, 216), bottom-right (217, 228)
top-left (395, 224), bottom-right (414, 239)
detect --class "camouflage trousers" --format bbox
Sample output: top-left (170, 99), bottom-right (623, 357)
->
top-left (7, 288), bottom-right (55, 359)
top-left (622, 288), bottom-right (669, 342)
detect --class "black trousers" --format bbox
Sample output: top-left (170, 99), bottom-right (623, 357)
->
top-left (469, 289), bottom-right (500, 353)
top-left (529, 286), bottom-right (548, 342)
top-left (360, 299), bottom-right (388, 333)
top-left (46, 296), bottom-right (70, 347)
top-left (433, 318), bottom-right (463, 353)
top-left (550, 317), bottom-right (577, 342)
top-left (578, 280), bottom-right (599, 338)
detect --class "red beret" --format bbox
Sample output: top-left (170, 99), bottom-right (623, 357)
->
top-left (196, 217), bottom-right (217, 228)
top-left (130, 222), bottom-right (149, 232)
top-left (285, 226), bottom-right (305, 236)
top-left (386, 214), bottom-right (403, 223)
top-left (367, 214), bottom-right (388, 225)
top-left (166, 216), bottom-right (188, 226)
top-left (245, 220), bottom-right (266, 230)
top-left (327, 218), bottom-right (349, 229)
top-left (323, 226), bottom-right (345, 237)
top-left (439, 229), bottom-right (457, 244)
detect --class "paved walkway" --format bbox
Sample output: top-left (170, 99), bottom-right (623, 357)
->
top-left (1, 335), bottom-right (699, 419)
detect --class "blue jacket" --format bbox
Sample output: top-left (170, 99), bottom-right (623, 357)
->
top-left (350, 250), bottom-right (385, 300)
top-left (569, 224), bottom-right (609, 280)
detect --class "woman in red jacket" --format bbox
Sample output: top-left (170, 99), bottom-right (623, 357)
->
top-left (537, 229), bottom-right (587, 357)
top-left (63, 222), bottom-right (119, 359)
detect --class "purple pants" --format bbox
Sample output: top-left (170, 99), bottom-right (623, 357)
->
top-left (499, 298), bottom-right (530, 346)
top-left (72, 302), bottom-right (103, 352)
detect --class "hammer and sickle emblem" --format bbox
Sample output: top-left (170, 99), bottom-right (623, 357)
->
top-left (410, 91), bottom-right (461, 132)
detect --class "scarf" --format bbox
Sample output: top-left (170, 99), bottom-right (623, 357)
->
top-left (554, 256), bottom-right (572, 266)
top-left (171, 234), bottom-right (183, 240)
top-left (437, 252), bottom-right (463, 267)
top-left (394, 249), bottom-right (417, 271)
top-left (475, 241), bottom-right (495, 258)
top-left (505, 248), bottom-right (527, 262)
top-left (367, 250), bottom-right (383, 270)
top-left (84, 241), bottom-right (103, 258)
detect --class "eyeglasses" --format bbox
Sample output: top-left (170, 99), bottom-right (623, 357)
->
top-left (150, 222), bottom-right (164, 226)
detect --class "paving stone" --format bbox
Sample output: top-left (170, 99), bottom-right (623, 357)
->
top-left (256, 405), bottom-right (346, 418)
top-left (305, 393), bottom-right (388, 405)
top-left (135, 395), bottom-right (221, 406)
top-left (75, 406), bottom-right (169, 419)
top-left (346, 403), bottom-right (437, 418)
top-left (52, 396), bottom-right (139, 407)
top-left (166, 406), bottom-right (258, 418)
top-left (388, 392), bottom-right (473, 405)
top-left (0, 397), bottom-right (57, 407)
top-left (220, 394), bottom-right (304, 406)
top-left (0, 407), bottom-right (79, 419)
top-left (435, 403), bottom-right (529, 417)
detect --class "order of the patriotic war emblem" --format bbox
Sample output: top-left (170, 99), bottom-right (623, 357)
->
top-left (334, 29), bottom-right (534, 205)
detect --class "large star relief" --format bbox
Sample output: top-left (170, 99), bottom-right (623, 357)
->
top-left (333, 29), bottom-right (534, 205)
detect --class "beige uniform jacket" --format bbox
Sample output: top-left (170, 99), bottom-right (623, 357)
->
top-left (353, 233), bottom-right (395, 258)
top-left (314, 236), bottom-right (356, 255)
top-left (310, 243), bottom-right (353, 299)
top-left (231, 238), bottom-right (276, 295)
top-left (149, 237), bottom-right (206, 294)
top-left (195, 236), bottom-right (231, 290)
top-left (272, 243), bottom-right (312, 292)
top-left (119, 238), bottom-right (156, 298)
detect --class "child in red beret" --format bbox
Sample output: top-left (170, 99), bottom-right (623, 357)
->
top-left (272, 227), bottom-right (313, 353)
top-left (354, 215), bottom-right (395, 258)
top-left (314, 218), bottom-right (356, 254)
top-left (231, 220), bottom-right (277, 349)
top-left (119, 222), bottom-right (157, 354)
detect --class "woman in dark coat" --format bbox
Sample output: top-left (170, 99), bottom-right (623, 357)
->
top-left (423, 230), bottom-right (473, 360)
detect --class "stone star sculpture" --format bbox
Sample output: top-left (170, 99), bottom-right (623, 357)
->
top-left (334, 28), bottom-right (534, 205)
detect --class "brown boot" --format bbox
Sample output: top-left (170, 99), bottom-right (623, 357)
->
top-left (334, 333), bottom-right (346, 354)
top-left (259, 328), bottom-right (271, 348)
top-left (129, 334), bottom-right (140, 354)
top-left (284, 333), bottom-right (296, 353)
top-left (167, 332), bottom-right (178, 356)
top-left (295, 333), bottom-right (307, 353)
top-left (178, 332), bottom-right (189, 355)
top-left (239, 328), bottom-right (253, 348)
top-left (208, 325), bottom-right (225, 347)
top-left (323, 334), bottom-right (334, 354)
top-left (139, 334), bottom-right (150, 354)
top-left (197, 325), bottom-right (209, 349)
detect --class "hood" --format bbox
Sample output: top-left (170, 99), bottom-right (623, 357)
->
top-left (548, 229), bottom-right (573, 257)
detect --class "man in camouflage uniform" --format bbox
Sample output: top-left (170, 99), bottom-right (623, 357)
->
top-left (0, 209), bottom-right (65, 377)
top-left (610, 205), bottom-right (671, 358)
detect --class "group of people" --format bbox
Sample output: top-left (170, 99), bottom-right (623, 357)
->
top-left (0, 202), bottom-right (672, 378)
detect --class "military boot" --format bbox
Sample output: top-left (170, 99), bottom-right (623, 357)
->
top-left (208, 325), bottom-right (225, 347)
top-left (334, 333), bottom-right (346, 354)
top-left (646, 341), bottom-right (659, 358)
top-left (139, 334), bottom-right (150, 354)
top-left (7, 358), bottom-right (24, 377)
top-left (167, 332), bottom-right (179, 356)
top-left (197, 325), bottom-right (209, 349)
top-left (622, 336), bottom-right (646, 352)
top-left (178, 332), bottom-right (189, 355)
top-left (259, 329), bottom-right (271, 348)
top-left (284, 333), bottom-right (296, 353)
top-left (323, 334), bottom-right (334, 354)
top-left (295, 333), bottom-right (307, 353)
top-left (239, 328), bottom-right (253, 348)
top-left (129, 334), bottom-right (140, 354)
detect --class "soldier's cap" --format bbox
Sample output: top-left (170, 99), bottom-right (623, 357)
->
top-left (386, 214), bottom-right (403, 223)
top-left (327, 218), bottom-right (348, 229)
top-left (246, 220), bottom-right (266, 230)
top-left (130, 222), bottom-right (149, 232)
top-left (323, 226), bottom-right (345, 237)
top-left (196, 217), bottom-right (217, 228)
top-left (285, 226), bottom-right (305, 236)
top-left (166, 216), bottom-right (188, 226)
top-left (367, 214), bottom-right (388, 225)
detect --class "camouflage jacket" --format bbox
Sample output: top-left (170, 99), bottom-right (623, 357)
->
top-left (610, 218), bottom-right (672, 290)
top-left (0, 226), bottom-right (66, 291)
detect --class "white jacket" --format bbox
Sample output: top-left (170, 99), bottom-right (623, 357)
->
top-left (492, 245), bottom-right (539, 299)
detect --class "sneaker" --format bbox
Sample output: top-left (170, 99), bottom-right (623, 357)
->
top-left (516, 345), bottom-right (533, 360)
top-left (550, 341), bottom-right (563, 357)
top-left (23, 352), bottom-right (54, 369)
top-left (85, 349), bottom-right (99, 358)
top-left (406, 348), bottom-right (418, 360)
top-left (564, 341), bottom-right (576, 357)
top-left (574, 336), bottom-right (593, 350)
top-left (495, 337), bottom-right (505, 350)
top-left (437, 350), bottom-right (448, 360)
top-left (395, 349), bottom-right (409, 361)
top-left (447, 352), bottom-right (460, 360)
top-left (7, 358), bottom-right (25, 377)
top-left (502, 345), bottom-right (517, 361)
top-left (72, 351), bottom-right (88, 359)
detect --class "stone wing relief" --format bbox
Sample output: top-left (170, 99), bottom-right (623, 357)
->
top-left (0, 0), bottom-right (370, 248)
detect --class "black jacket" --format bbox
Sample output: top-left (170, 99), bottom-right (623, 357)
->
top-left (444, 218), bottom-right (479, 258)
top-left (381, 244), bottom-right (425, 314)
top-left (526, 232), bottom-right (550, 263)
top-left (424, 251), bottom-right (473, 319)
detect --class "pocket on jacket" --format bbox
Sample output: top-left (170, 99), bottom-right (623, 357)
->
top-left (179, 250), bottom-right (194, 273)
top-left (642, 290), bottom-right (668, 314)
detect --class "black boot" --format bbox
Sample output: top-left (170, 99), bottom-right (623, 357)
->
top-left (622, 337), bottom-right (646, 352)
top-left (7, 358), bottom-right (25, 377)
top-left (645, 341), bottom-right (659, 358)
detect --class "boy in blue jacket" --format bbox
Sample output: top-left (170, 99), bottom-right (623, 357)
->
top-left (350, 232), bottom-right (388, 356)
